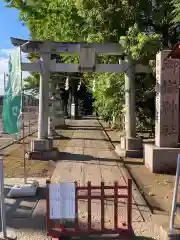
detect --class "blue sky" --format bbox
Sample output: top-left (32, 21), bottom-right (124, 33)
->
top-left (0, 1), bottom-right (29, 94)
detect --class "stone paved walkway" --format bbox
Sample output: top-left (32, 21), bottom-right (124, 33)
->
top-left (52, 116), bottom-right (151, 237)
top-left (4, 116), bottom-right (161, 239)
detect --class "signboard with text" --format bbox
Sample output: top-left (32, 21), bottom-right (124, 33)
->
top-left (155, 51), bottom-right (180, 147)
top-left (49, 183), bottom-right (75, 220)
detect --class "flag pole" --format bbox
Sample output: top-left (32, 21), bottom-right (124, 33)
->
top-left (2, 73), bottom-right (6, 133)
top-left (8, 46), bottom-right (38, 199)
top-left (3, 73), bottom-right (5, 93)
top-left (28, 97), bottom-right (31, 135)
top-left (20, 48), bottom-right (27, 185)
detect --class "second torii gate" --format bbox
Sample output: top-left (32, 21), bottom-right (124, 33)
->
top-left (11, 38), bottom-right (150, 159)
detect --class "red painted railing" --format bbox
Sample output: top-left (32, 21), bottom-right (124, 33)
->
top-left (46, 178), bottom-right (133, 240)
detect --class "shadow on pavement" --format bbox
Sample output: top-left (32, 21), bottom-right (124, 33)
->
top-left (77, 237), bottom-right (155, 240)
top-left (54, 135), bottom-right (111, 142)
top-left (57, 152), bottom-right (117, 162)
top-left (133, 237), bottom-right (155, 240)
top-left (3, 184), bottom-right (151, 238)
top-left (66, 127), bottom-right (102, 131)
top-left (3, 185), bottom-right (46, 230)
top-left (3, 186), bottom-right (135, 239)
top-left (44, 220), bottom-right (134, 240)
top-left (124, 160), bottom-right (144, 166)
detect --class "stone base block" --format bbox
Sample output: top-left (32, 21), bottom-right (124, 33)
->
top-left (27, 147), bottom-right (59, 161)
top-left (48, 129), bottom-right (56, 138)
top-left (115, 144), bottom-right (143, 158)
top-left (30, 139), bottom-right (53, 152)
top-left (168, 229), bottom-right (180, 240)
top-left (0, 229), bottom-right (16, 240)
top-left (54, 115), bottom-right (66, 128)
top-left (70, 114), bottom-right (76, 120)
top-left (120, 136), bottom-right (126, 149)
top-left (55, 124), bottom-right (66, 129)
top-left (120, 136), bottom-right (143, 150)
top-left (144, 143), bottom-right (180, 173)
top-left (115, 136), bottom-right (143, 158)
top-left (126, 137), bottom-right (143, 150)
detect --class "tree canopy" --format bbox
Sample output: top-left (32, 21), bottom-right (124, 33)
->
top-left (172, 0), bottom-right (180, 34)
top-left (4, 0), bottom-right (179, 130)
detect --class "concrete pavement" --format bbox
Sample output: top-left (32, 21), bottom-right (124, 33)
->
top-left (2, 116), bottom-right (161, 239)
top-left (52, 116), bottom-right (160, 239)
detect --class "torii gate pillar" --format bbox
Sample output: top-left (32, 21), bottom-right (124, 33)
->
top-left (38, 52), bottom-right (50, 139)
top-left (124, 57), bottom-right (136, 138)
top-left (30, 42), bottom-right (58, 157)
top-left (115, 57), bottom-right (143, 157)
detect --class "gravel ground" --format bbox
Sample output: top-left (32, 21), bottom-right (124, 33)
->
top-left (2, 128), bottom-right (75, 178)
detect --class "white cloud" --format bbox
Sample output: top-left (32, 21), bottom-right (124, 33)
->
top-left (0, 48), bottom-right (28, 62)
top-left (0, 48), bottom-right (14, 56)
top-left (0, 57), bottom-right (8, 95)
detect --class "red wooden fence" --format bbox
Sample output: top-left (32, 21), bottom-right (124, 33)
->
top-left (46, 179), bottom-right (133, 240)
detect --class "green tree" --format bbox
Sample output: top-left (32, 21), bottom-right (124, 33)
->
top-left (5, 0), bottom-right (85, 41)
top-left (172, 0), bottom-right (180, 40)
top-left (87, 24), bottom-right (161, 128)
top-left (120, 24), bottom-right (161, 130)
top-left (4, 0), bottom-right (177, 131)
top-left (24, 72), bottom-right (40, 95)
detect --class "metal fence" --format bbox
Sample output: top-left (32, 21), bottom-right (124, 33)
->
top-left (0, 106), bottom-right (39, 149)
top-left (46, 179), bottom-right (133, 239)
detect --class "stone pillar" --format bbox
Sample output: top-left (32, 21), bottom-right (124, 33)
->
top-left (71, 82), bottom-right (76, 119)
top-left (144, 50), bottom-right (180, 173)
top-left (58, 90), bottom-right (66, 127)
top-left (48, 95), bottom-right (56, 137)
top-left (115, 57), bottom-right (142, 158)
top-left (59, 91), bottom-right (64, 115)
top-left (124, 57), bottom-right (136, 139)
top-left (30, 42), bottom-right (58, 157)
top-left (38, 53), bottom-right (50, 139)
top-left (47, 59), bottom-right (56, 138)
top-left (155, 51), bottom-right (179, 147)
top-left (68, 91), bottom-right (71, 117)
top-left (53, 89), bottom-right (65, 128)
top-left (64, 90), bottom-right (69, 117)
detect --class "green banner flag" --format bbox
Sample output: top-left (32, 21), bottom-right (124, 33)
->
top-left (2, 47), bottom-right (22, 134)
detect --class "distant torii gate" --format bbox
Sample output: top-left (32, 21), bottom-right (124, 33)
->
top-left (11, 38), bottom-right (150, 159)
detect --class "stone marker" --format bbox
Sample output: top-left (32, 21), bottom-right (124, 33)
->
top-left (155, 51), bottom-right (180, 147)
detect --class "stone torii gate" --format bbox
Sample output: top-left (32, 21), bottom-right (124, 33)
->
top-left (11, 38), bottom-right (150, 159)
